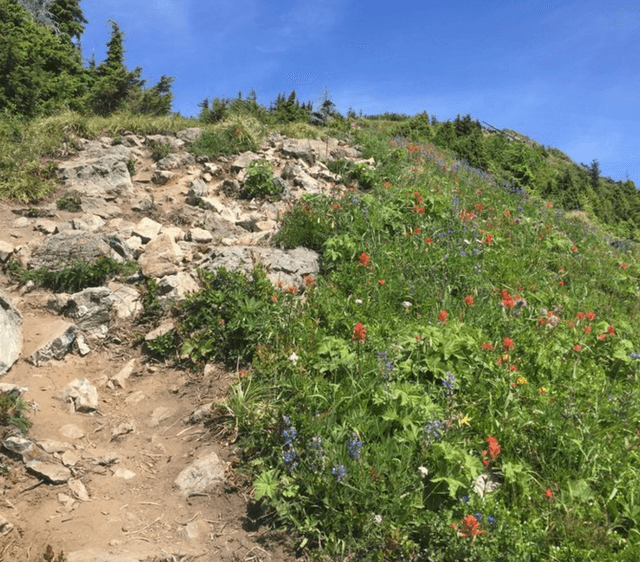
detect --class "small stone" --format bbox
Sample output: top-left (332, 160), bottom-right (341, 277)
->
top-left (61, 450), bottom-right (80, 467)
top-left (110, 359), bottom-right (136, 388)
top-left (132, 217), bottom-right (162, 243)
top-left (26, 460), bottom-right (72, 483)
top-left (188, 227), bottom-right (213, 243)
top-left (113, 468), bottom-right (136, 480)
top-left (0, 513), bottom-right (14, 536)
top-left (124, 391), bottom-right (146, 405)
top-left (57, 378), bottom-right (98, 412)
top-left (59, 424), bottom-right (85, 440)
top-left (34, 219), bottom-right (57, 234)
top-left (144, 321), bottom-right (174, 342)
top-left (2, 435), bottom-right (34, 456)
top-left (148, 407), bottom-right (173, 428)
top-left (174, 452), bottom-right (225, 496)
top-left (68, 478), bottom-right (90, 501)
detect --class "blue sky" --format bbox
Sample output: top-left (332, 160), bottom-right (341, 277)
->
top-left (79, 0), bottom-right (640, 185)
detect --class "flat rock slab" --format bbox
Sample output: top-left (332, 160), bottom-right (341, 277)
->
top-left (29, 232), bottom-right (119, 271)
top-left (174, 451), bottom-right (225, 496)
top-left (58, 142), bottom-right (134, 199)
top-left (26, 460), bottom-right (72, 483)
top-left (0, 290), bottom-right (22, 376)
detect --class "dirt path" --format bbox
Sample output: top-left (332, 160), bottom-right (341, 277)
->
top-left (0, 286), bottom-right (295, 562)
top-left (0, 139), bottom-right (305, 562)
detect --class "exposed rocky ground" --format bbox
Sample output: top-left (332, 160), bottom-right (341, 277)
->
top-left (0, 129), bottom-right (373, 562)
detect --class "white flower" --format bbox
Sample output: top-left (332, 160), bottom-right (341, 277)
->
top-left (402, 301), bottom-right (412, 309)
top-left (289, 352), bottom-right (299, 365)
top-left (374, 514), bottom-right (382, 524)
top-left (418, 466), bottom-right (429, 477)
top-left (355, 299), bottom-right (363, 304)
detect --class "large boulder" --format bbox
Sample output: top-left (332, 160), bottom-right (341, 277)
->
top-left (201, 246), bottom-right (319, 289)
top-left (0, 291), bottom-right (22, 376)
top-left (48, 287), bottom-right (116, 339)
top-left (57, 142), bottom-right (134, 199)
top-left (29, 232), bottom-right (122, 271)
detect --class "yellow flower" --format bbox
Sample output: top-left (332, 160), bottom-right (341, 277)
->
top-left (516, 376), bottom-right (527, 385)
top-left (538, 387), bottom-right (548, 394)
top-left (459, 414), bottom-right (471, 427)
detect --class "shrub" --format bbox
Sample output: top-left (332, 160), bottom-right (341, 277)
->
top-left (239, 159), bottom-right (282, 199)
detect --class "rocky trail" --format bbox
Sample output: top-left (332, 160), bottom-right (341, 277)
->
top-left (0, 128), bottom-right (372, 562)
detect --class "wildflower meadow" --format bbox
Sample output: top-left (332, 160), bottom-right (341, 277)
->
top-left (157, 121), bottom-right (640, 561)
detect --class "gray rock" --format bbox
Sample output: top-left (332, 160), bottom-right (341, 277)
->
top-left (68, 478), bottom-right (90, 501)
top-left (131, 195), bottom-right (155, 213)
top-left (189, 178), bottom-right (209, 197)
top-left (0, 290), bottom-right (22, 376)
top-left (176, 127), bottom-right (202, 144)
top-left (0, 383), bottom-right (27, 395)
top-left (174, 451), bottom-right (225, 496)
top-left (281, 140), bottom-right (316, 166)
top-left (144, 322), bottom-right (174, 342)
top-left (79, 197), bottom-right (122, 218)
top-left (108, 282), bottom-right (142, 320)
top-left (110, 359), bottom-right (136, 389)
top-left (58, 142), bottom-right (134, 199)
top-left (177, 520), bottom-right (210, 541)
top-left (2, 435), bottom-right (34, 456)
top-left (26, 459), bottom-right (72, 483)
top-left (156, 152), bottom-right (195, 170)
top-left (0, 240), bottom-right (14, 263)
top-left (138, 233), bottom-right (183, 278)
top-left (187, 227), bottom-right (213, 243)
top-left (157, 272), bottom-right (199, 302)
top-left (201, 246), bottom-right (319, 290)
top-left (152, 170), bottom-right (175, 185)
top-left (50, 287), bottom-right (115, 339)
top-left (132, 217), bottom-right (162, 243)
top-left (34, 219), bottom-right (58, 234)
top-left (203, 162), bottom-right (221, 176)
top-left (74, 333), bottom-right (91, 356)
top-left (58, 378), bottom-right (98, 412)
top-left (0, 513), bottom-right (14, 537)
top-left (28, 323), bottom-right (77, 366)
top-left (147, 134), bottom-right (184, 150)
top-left (230, 152), bottom-right (260, 173)
top-left (29, 232), bottom-right (119, 271)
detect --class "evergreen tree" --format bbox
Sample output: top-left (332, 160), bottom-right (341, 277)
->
top-left (49, 0), bottom-right (87, 46)
top-left (16, 0), bottom-right (57, 30)
top-left (1, 0), bottom-right (85, 116)
top-left (589, 159), bottom-right (600, 190)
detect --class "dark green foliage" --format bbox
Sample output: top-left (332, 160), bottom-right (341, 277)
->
top-left (188, 125), bottom-right (258, 159)
top-left (273, 194), bottom-right (337, 251)
top-left (198, 90), bottom-right (267, 123)
top-left (0, 388), bottom-right (30, 434)
top-left (327, 158), bottom-right (378, 190)
top-left (49, 0), bottom-right (87, 45)
top-left (433, 115), bottom-right (489, 171)
top-left (8, 256), bottom-right (139, 293)
top-left (589, 159), bottom-right (600, 190)
top-left (239, 159), bottom-right (282, 199)
top-left (0, 0), bottom-right (86, 116)
top-left (150, 142), bottom-right (172, 162)
top-left (125, 75), bottom-right (175, 116)
top-left (56, 191), bottom-right (82, 211)
top-left (151, 266), bottom-right (280, 366)
top-left (269, 90), bottom-right (313, 124)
